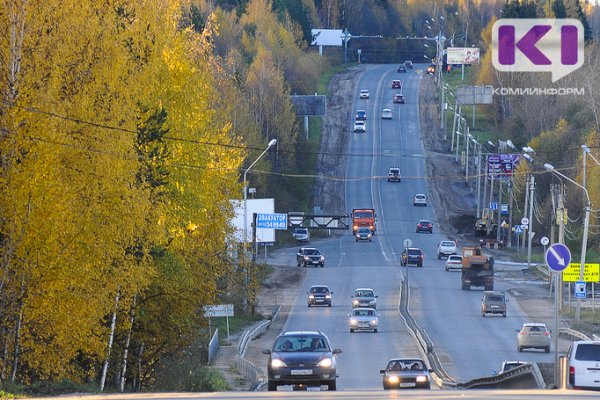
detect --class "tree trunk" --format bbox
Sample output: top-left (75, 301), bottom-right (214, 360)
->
top-left (100, 290), bottom-right (120, 391)
top-left (119, 294), bottom-right (136, 392)
top-left (10, 303), bottom-right (23, 382)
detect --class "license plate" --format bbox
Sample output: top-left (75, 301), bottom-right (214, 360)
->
top-left (491, 306), bottom-right (499, 308)
top-left (291, 369), bottom-right (312, 375)
top-left (399, 382), bottom-right (416, 387)
top-left (316, 299), bottom-right (324, 302)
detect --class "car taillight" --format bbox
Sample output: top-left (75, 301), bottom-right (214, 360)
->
top-left (544, 331), bottom-right (550, 336)
top-left (570, 366), bottom-right (575, 376)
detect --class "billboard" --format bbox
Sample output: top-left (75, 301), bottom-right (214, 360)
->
top-left (487, 154), bottom-right (521, 179)
top-left (311, 29), bottom-right (343, 46)
top-left (230, 198), bottom-right (276, 243)
top-left (447, 47), bottom-right (481, 65)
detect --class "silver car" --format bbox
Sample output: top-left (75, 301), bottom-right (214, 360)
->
top-left (348, 307), bottom-right (379, 333)
top-left (516, 323), bottom-right (551, 352)
top-left (351, 288), bottom-right (378, 309)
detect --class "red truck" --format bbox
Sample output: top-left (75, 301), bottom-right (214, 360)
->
top-left (352, 208), bottom-right (376, 234)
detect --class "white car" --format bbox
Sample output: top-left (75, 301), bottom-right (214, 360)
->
top-left (568, 341), bottom-right (600, 390)
top-left (381, 109), bottom-right (392, 119)
top-left (351, 288), bottom-right (378, 309)
top-left (445, 255), bottom-right (463, 271)
top-left (516, 323), bottom-right (551, 352)
top-left (413, 193), bottom-right (427, 206)
top-left (359, 89), bottom-right (370, 99)
top-left (353, 120), bottom-right (366, 133)
top-left (348, 307), bottom-right (379, 333)
top-left (437, 240), bottom-right (458, 259)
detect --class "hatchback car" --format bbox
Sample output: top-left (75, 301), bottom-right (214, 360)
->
top-left (445, 255), bottom-right (463, 271)
top-left (296, 247), bottom-right (325, 268)
top-left (359, 89), bottom-right (369, 99)
top-left (381, 109), bottom-right (392, 119)
top-left (567, 340), bottom-right (600, 390)
top-left (380, 358), bottom-right (431, 390)
top-left (353, 120), bottom-right (366, 133)
top-left (355, 227), bottom-right (372, 242)
top-left (437, 240), bottom-right (457, 259)
top-left (516, 323), bottom-right (551, 352)
top-left (481, 291), bottom-right (507, 317)
top-left (307, 285), bottom-right (333, 307)
top-left (401, 247), bottom-right (424, 267)
top-left (413, 193), bottom-right (427, 206)
top-left (348, 307), bottom-right (379, 333)
top-left (397, 65), bottom-right (407, 73)
top-left (351, 288), bottom-right (378, 309)
top-left (391, 80), bottom-right (402, 89)
top-left (355, 110), bottom-right (367, 120)
top-left (393, 93), bottom-right (405, 104)
top-left (416, 220), bottom-right (433, 233)
top-left (262, 331), bottom-right (342, 391)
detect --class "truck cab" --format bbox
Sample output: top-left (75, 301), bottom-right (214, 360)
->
top-left (352, 208), bottom-right (376, 235)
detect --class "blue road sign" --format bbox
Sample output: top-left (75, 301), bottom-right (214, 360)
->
top-left (256, 213), bottom-right (288, 229)
top-left (545, 243), bottom-right (571, 272)
top-left (489, 202), bottom-right (498, 210)
top-left (514, 225), bottom-right (523, 234)
top-left (575, 281), bottom-right (586, 299)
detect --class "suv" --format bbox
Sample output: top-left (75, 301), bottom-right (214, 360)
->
top-left (481, 291), bottom-right (507, 317)
top-left (391, 80), bottom-right (402, 89)
top-left (351, 288), bottom-right (378, 309)
top-left (359, 89), bottom-right (369, 99)
top-left (567, 341), bottom-right (600, 390)
top-left (387, 167), bottom-right (401, 182)
top-left (413, 193), bottom-right (427, 206)
top-left (292, 227), bottom-right (310, 242)
top-left (404, 60), bottom-right (413, 69)
top-left (401, 247), bottom-right (424, 267)
top-left (262, 331), bottom-right (342, 391)
top-left (437, 240), bottom-right (457, 259)
top-left (353, 120), bottom-right (366, 133)
top-left (397, 65), bottom-right (407, 73)
top-left (307, 285), bottom-right (333, 307)
top-left (297, 247), bottom-right (325, 268)
top-left (516, 323), bottom-right (551, 352)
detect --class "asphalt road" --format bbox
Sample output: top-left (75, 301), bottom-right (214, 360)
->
top-left (273, 64), bottom-right (570, 391)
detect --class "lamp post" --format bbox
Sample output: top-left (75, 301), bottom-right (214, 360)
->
top-left (544, 163), bottom-right (591, 322)
top-left (243, 139), bottom-right (277, 251)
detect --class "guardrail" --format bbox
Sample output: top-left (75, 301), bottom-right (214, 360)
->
top-left (559, 327), bottom-right (591, 341)
top-left (455, 362), bottom-right (545, 389)
top-left (233, 319), bottom-right (271, 390)
top-left (208, 328), bottom-right (219, 364)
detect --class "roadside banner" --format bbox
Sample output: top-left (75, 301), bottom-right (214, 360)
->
top-left (447, 47), bottom-right (480, 65)
top-left (562, 263), bottom-right (600, 282)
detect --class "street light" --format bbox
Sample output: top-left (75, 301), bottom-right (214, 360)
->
top-left (243, 139), bottom-right (277, 251)
top-left (544, 163), bottom-right (592, 322)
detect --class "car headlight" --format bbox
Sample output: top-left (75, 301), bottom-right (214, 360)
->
top-left (350, 318), bottom-right (358, 325)
top-left (325, 294), bottom-right (331, 299)
top-left (370, 319), bottom-right (378, 325)
top-left (353, 300), bottom-right (359, 305)
top-left (367, 234), bottom-right (372, 238)
top-left (271, 359), bottom-right (287, 368)
top-left (304, 256), bottom-right (310, 260)
top-left (320, 256), bottom-right (325, 261)
top-left (387, 375), bottom-right (399, 384)
top-left (416, 375), bottom-right (428, 383)
top-left (317, 358), bottom-right (333, 368)
top-left (309, 295), bottom-right (314, 299)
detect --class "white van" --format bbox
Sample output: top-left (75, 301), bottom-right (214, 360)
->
top-left (567, 340), bottom-right (600, 390)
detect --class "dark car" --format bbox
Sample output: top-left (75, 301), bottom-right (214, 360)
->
top-left (405, 60), bottom-right (413, 69)
top-left (307, 285), bottom-right (333, 307)
top-left (397, 65), bottom-right (407, 73)
top-left (416, 219), bottom-right (433, 233)
top-left (381, 358), bottom-right (432, 390)
top-left (355, 227), bottom-right (372, 242)
top-left (391, 80), bottom-right (402, 89)
top-left (393, 93), bottom-right (405, 104)
top-left (297, 247), bottom-right (325, 268)
top-left (401, 247), bottom-right (424, 267)
top-left (355, 110), bottom-right (367, 120)
top-left (263, 331), bottom-right (342, 391)
top-left (427, 64), bottom-right (436, 74)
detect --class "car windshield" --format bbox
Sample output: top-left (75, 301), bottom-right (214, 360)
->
top-left (355, 290), bottom-right (374, 297)
top-left (274, 335), bottom-right (328, 353)
top-left (387, 359), bottom-right (425, 371)
top-left (575, 344), bottom-right (600, 360)
top-left (353, 309), bottom-right (375, 317)
top-left (448, 256), bottom-right (462, 261)
top-left (310, 286), bottom-right (329, 294)
top-left (295, 228), bottom-right (307, 234)
top-left (358, 228), bottom-right (370, 233)
top-left (441, 241), bottom-right (455, 247)
top-left (304, 249), bottom-right (320, 255)
top-left (354, 211), bottom-right (372, 218)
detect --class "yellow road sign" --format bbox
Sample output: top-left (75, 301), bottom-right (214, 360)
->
top-left (562, 263), bottom-right (600, 282)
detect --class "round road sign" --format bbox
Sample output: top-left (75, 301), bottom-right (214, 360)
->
top-left (403, 238), bottom-right (412, 248)
top-left (545, 243), bottom-right (571, 272)
top-left (540, 236), bottom-right (549, 246)
top-left (521, 217), bottom-right (529, 226)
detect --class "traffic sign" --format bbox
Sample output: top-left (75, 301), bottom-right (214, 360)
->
top-left (501, 204), bottom-right (509, 215)
top-left (403, 238), bottom-right (412, 248)
top-left (575, 282), bottom-right (586, 299)
top-left (256, 213), bottom-right (287, 229)
top-left (514, 225), bottom-right (523, 234)
top-left (562, 263), bottom-right (600, 282)
top-left (203, 304), bottom-right (234, 317)
top-left (521, 217), bottom-right (529, 226)
top-left (489, 202), bottom-right (498, 210)
top-left (545, 243), bottom-right (571, 272)
top-left (540, 236), bottom-right (549, 246)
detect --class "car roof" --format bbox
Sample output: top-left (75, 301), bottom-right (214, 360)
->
top-left (355, 287), bottom-right (374, 292)
top-left (360, 89), bottom-right (368, 92)
top-left (448, 255), bottom-right (462, 259)
top-left (352, 307), bottom-right (377, 311)
top-left (419, 219), bottom-right (431, 223)
top-left (523, 322), bottom-right (547, 327)
top-left (281, 331), bottom-right (323, 336)
top-left (382, 108), bottom-right (391, 112)
top-left (415, 193), bottom-right (426, 197)
top-left (356, 109), bottom-right (366, 113)
top-left (300, 247), bottom-right (319, 251)
top-left (388, 357), bottom-right (424, 363)
top-left (406, 247), bottom-right (422, 252)
top-left (310, 285), bottom-right (330, 289)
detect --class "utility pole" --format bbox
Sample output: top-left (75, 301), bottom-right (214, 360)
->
top-left (522, 175), bottom-right (530, 253)
top-left (508, 179), bottom-right (514, 248)
top-left (476, 144), bottom-right (482, 218)
top-left (527, 175), bottom-right (535, 268)
top-left (558, 184), bottom-right (565, 311)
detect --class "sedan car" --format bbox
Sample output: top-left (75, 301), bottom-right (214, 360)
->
top-left (397, 65), bottom-right (407, 73)
top-left (355, 110), bottom-right (367, 120)
top-left (404, 60), bottom-right (413, 69)
top-left (391, 79), bottom-right (402, 89)
top-left (348, 307), bottom-right (379, 333)
top-left (516, 323), bottom-right (551, 352)
top-left (355, 227), bottom-right (372, 242)
top-left (380, 358), bottom-right (432, 390)
top-left (416, 220), bottom-right (433, 233)
top-left (359, 89), bottom-right (369, 99)
top-left (445, 255), bottom-right (463, 271)
top-left (437, 240), bottom-right (457, 259)
top-left (413, 193), bottom-right (427, 206)
top-left (307, 285), bottom-right (333, 307)
top-left (381, 109), bottom-right (392, 119)
top-left (296, 247), bottom-right (325, 268)
top-left (263, 331), bottom-right (342, 391)
top-left (351, 288), bottom-right (378, 309)
top-left (393, 93), bottom-right (405, 104)
top-left (353, 120), bottom-right (366, 133)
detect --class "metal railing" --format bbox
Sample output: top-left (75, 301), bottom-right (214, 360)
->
top-left (208, 328), bottom-right (219, 364)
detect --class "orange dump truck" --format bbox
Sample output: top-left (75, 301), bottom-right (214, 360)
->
top-left (352, 208), bottom-right (376, 234)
